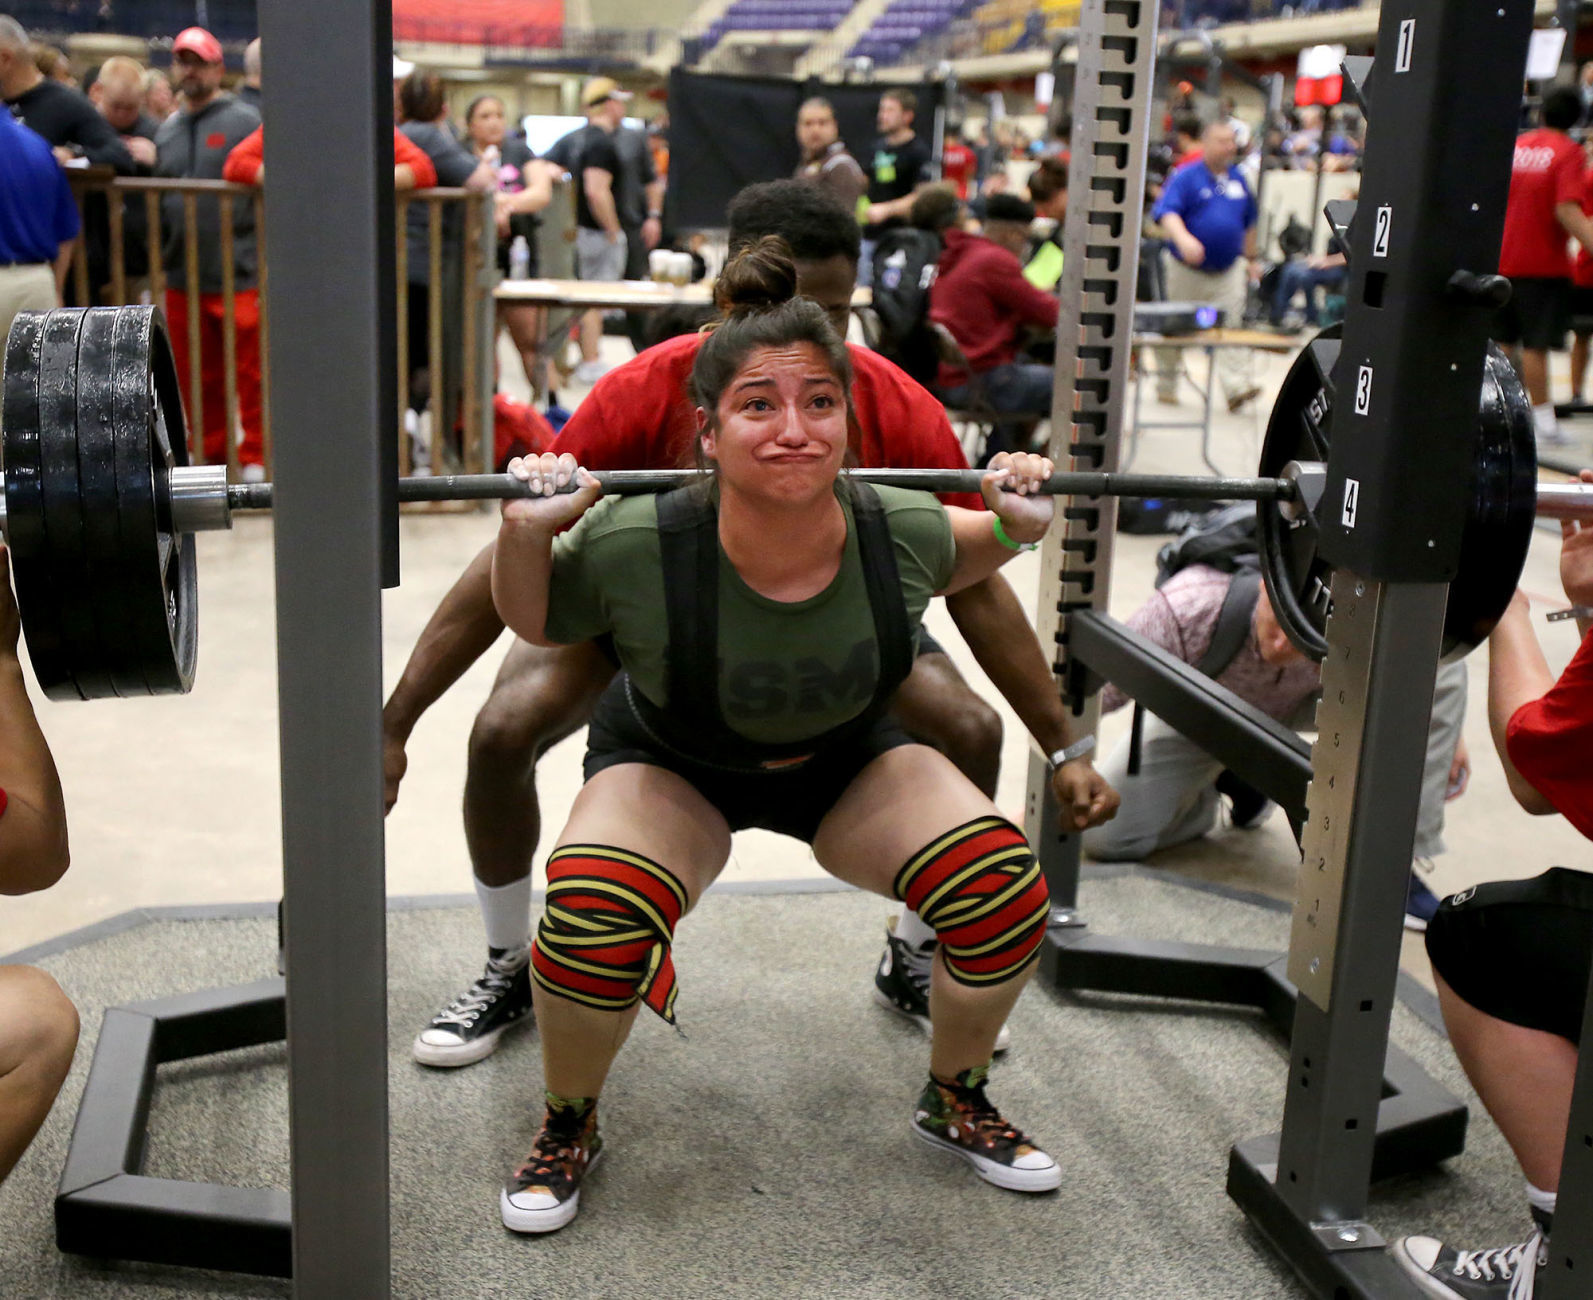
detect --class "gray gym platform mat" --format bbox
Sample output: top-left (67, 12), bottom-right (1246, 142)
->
top-left (0, 871), bottom-right (1533, 1299)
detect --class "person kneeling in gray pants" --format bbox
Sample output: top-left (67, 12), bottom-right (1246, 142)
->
top-left (1080, 562), bottom-right (1468, 930)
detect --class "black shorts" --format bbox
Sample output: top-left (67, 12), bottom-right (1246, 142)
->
top-left (916, 627), bottom-right (946, 659)
top-left (1571, 284), bottom-right (1593, 335)
top-left (583, 676), bottom-right (916, 843)
top-left (1425, 867), bottom-right (1593, 1043)
top-left (1491, 276), bottom-right (1571, 351)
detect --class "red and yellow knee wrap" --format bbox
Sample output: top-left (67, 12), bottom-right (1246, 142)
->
top-left (531, 845), bottom-right (688, 1023)
top-left (893, 817), bottom-right (1049, 986)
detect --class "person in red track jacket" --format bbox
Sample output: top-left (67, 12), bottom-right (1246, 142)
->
top-left (1392, 469), bottom-right (1593, 1300)
top-left (223, 124), bottom-right (437, 190)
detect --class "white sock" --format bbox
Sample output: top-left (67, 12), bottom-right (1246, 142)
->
top-left (475, 876), bottom-right (533, 956)
top-left (1526, 1178), bottom-right (1557, 1222)
top-left (894, 909), bottom-right (936, 950)
top-left (1533, 402), bottom-right (1560, 440)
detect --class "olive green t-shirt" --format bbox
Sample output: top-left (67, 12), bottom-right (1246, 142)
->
top-left (544, 485), bottom-right (956, 745)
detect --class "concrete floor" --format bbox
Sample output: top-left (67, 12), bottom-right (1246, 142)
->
top-left (2, 331), bottom-right (1589, 1008)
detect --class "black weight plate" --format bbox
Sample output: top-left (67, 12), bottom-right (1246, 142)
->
top-left (3, 311), bottom-right (79, 699)
top-left (74, 308), bottom-right (144, 698)
top-left (110, 306), bottom-right (182, 695)
top-left (111, 307), bottom-right (196, 695)
top-left (1448, 348), bottom-right (1536, 649)
top-left (150, 309), bottom-right (198, 692)
top-left (38, 309), bottom-right (119, 700)
top-left (1258, 329), bottom-right (1340, 662)
top-left (1258, 326), bottom-right (1538, 662)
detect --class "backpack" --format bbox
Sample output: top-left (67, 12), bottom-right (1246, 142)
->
top-left (1154, 502), bottom-right (1262, 677)
top-left (1277, 214), bottom-right (1312, 258)
top-left (869, 226), bottom-right (941, 386)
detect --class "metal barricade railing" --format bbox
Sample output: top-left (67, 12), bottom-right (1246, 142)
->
top-left (66, 170), bottom-right (494, 488)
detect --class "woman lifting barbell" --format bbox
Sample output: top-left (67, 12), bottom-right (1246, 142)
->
top-left (489, 237), bottom-right (1065, 1233)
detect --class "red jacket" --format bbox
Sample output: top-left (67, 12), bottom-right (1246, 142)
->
top-left (222, 127), bottom-right (437, 189)
top-left (929, 229), bottom-right (1059, 388)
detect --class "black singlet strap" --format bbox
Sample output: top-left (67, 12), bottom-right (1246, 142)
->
top-left (849, 483), bottom-right (914, 702)
top-left (654, 485), bottom-right (719, 722)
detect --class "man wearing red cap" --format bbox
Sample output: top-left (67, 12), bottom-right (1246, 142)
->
top-left (154, 27), bottom-right (265, 478)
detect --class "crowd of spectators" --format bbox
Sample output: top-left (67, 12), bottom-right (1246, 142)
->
top-left (1140, 90), bottom-right (1365, 333)
top-left (0, 6), bottom-right (1380, 478)
top-left (0, 16), bottom-right (589, 478)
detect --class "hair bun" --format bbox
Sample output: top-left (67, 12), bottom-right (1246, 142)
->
top-left (714, 235), bottom-right (798, 318)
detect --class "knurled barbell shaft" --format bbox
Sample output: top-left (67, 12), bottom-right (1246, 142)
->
top-left (223, 468), bottom-right (1302, 513)
top-left (221, 468), bottom-right (1593, 523)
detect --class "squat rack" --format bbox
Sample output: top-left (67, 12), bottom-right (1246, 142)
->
top-left (1027, 0), bottom-right (1464, 1197)
top-left (1029, 0), bottom-right (1593, 1297)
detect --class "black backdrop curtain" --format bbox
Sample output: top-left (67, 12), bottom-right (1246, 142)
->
top-left (666, 70), bottom-right (945, 230)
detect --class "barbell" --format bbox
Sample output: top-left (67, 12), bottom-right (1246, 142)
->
top-left (1, 305), bottom-right (1589, 701)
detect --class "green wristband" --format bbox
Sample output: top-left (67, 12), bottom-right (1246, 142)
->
top-left (992, 516), bottom-right (1038, 553)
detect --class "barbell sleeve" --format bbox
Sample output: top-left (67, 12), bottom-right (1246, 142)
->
top-left (1533, 481), bottom-right (1593, 521)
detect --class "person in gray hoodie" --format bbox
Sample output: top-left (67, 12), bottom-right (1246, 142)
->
top-left (155, 26), bottom-right (264, 477)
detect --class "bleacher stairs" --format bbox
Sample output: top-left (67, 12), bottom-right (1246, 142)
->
top-left (792, 0), bottom-right (889, 77)
top-left (646, 0), bottom-right (739, 73)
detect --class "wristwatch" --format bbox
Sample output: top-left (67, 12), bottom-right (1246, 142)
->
top-left (1047, 736), bottom-right (1096, 768)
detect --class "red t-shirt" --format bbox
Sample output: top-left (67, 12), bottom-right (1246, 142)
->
top-left (493, 393), bottom-right (553, 470)
top-left (1574, 168), bottom-right (1593, 289)
top-left (551, 333), bottom-right (982, 510)
top-left (941, 141), bottom-right (975, 200)
top-left (1506, 628), bottom-right (1593, 841)
top-left (1499, 127), bottom-right (1586, 280)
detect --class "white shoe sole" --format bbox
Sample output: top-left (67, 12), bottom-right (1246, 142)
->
top-left (1389, 1239), bottom-right (1467, 1299)
top-left (411, 1017), bottom-right (522, 1068)
top-left (911, 1123), bottom-right (1061, 1193)
top-left (871, 986), bottom-right (1012, 1054)
top-left (500, 1149), bottom-right (603, 1234)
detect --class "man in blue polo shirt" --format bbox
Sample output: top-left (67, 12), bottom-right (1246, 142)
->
top-left (1152, 120), bottom-right (1260, 412)
top-left (0, 107), bottom-right (79, 370)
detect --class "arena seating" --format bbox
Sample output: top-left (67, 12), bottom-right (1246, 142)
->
top-left (846, 0), bottom-right (979, 66)
top-left (970, 0), bottom-right (1082, 55)
top-left (700, 0), bottom-right (857, 53)
top-left (11, 0), bottom-right (258, 45)
top-left (391, 0), bottom-right (563, 47)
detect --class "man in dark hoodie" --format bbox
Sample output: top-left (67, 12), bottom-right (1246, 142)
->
top-left (155, 26), bottom-right (263, 477)
top-left (928, 192), bottom-right (1058, 460)
top-left (0, 15), bottom-right (134, 172)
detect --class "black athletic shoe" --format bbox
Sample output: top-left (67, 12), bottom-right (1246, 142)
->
top-left (1392, 1229), bottom-right (1545, 1298)
top-left (1215, 769), bottom-right (1271, 830)
top-left (911, 1065), bottom-right (1061, 1193)
top-left (412, 946), bottom-right (533, 1067)
top-left (500, 1100), bottom-right (603, 1234)
top-left (872, 921), bottom-right (1010, 1053)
